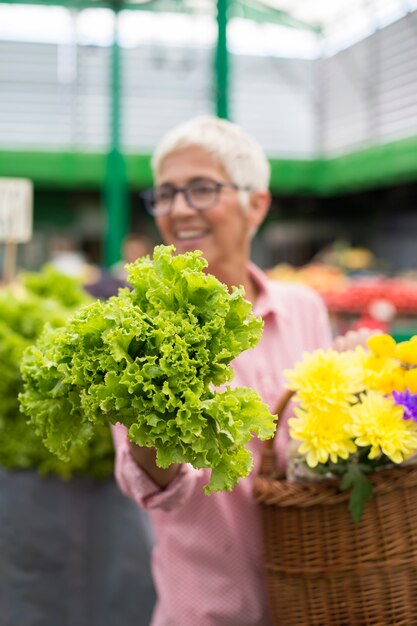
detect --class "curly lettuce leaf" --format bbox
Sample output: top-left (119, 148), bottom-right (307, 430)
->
top-left (21, 264), bottom-right (88, 309)
top-left (20, 245), bottom-right (276, 492)
top-left (0, 267), bottom-right (114, 479)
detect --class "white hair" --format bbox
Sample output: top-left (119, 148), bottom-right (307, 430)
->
top-left (151, 115), bottom-right (270, 193)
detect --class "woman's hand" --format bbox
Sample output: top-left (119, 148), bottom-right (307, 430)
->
top-left (332, 327), bottom-right (381, 352)
top-left (129, 442), bottom-right (181, 489)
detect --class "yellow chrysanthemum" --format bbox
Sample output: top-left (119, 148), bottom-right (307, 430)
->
top-left (367, 333), bottom-right (397, 358)
top-left (404, 368), bottom-right (417, 394)
top-left (349, 391), bottom-right (417, 464)
top-left (396, 338), bottom-right (417, 366)
top-left (356, 346), bottom-right (402, 394)
top-left (285, 349), bottom-right (365, 411)
top-left (390, 368), bottom-right (408, 392)
top-left (288, 406), bottom-right (357, 468)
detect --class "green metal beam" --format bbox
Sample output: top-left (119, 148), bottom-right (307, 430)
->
top-left (0, 151), bottom-right (153, 188)
top-left (103, 11), bottom-right (129, 268)
top-left (232, 0), bottom-right (321, 32)
top-left (318, 134), bottom-right (417, 195)
top-left (215, 0), bottom-right (229, 119)
top-left (2, 134), bottom-right (417, 195)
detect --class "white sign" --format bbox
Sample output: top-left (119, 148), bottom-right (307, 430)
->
top-left (0, 178), bottom-right (33, 242)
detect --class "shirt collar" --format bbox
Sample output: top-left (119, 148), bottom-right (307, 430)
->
top-left (248, 262), bottom-right (289, 321)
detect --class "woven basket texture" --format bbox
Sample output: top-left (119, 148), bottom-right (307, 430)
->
top-left (254, 390), bottom-right (417, 626)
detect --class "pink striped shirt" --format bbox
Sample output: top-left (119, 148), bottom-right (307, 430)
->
top-left (113, 264), bottom-right (332, 626)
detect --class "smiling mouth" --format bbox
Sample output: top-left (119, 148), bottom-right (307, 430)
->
top-left (176, 230), bottom-right (208, 240)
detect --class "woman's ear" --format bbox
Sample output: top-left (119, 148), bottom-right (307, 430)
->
top-left (248, 190), bottom-right (271, 233)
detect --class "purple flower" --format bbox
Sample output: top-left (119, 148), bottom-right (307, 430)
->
top-left (392, 389), bottom-right (417, 422)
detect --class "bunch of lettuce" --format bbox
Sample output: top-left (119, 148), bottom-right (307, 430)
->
top-left (0, 266), bottom-right (114, 479)
top-left (22, 263), bottom-right (90, 308)
top-left (20, 245), bottom-right (276, 493)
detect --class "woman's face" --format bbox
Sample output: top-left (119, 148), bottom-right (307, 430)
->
top-left (155, 145), bottom-right (260, 277)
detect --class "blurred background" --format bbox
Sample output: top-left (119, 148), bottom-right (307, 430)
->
top-left (1, 0), bottom-right (417, 338)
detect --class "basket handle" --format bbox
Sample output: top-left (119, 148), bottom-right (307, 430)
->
top-left (259, 388), bottom-right (295, 477)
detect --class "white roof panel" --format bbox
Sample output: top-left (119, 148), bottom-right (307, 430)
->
top-left (0, 0), bottom-right (415, 56)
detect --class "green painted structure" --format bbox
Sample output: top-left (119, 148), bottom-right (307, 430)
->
top-left (1, 134), bottom-right (417, 195)
top-left (215, 0), bottom-right (229, 119)
top-left (104, 14), bottom-right (129, 267)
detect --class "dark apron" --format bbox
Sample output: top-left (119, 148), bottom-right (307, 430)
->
top-left (0, 469), bottom-right (156, 626)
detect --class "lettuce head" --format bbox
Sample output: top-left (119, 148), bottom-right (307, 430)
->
top-left (20, 245), bottom-right (276, 492)
top-left (0, 267), bottom-right (114, 479)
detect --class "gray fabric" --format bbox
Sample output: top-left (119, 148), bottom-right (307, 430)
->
top-left (0, 469), bottom-right (156, 626)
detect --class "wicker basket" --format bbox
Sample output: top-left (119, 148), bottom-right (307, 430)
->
top-left (253, 390), bottom-right (417, 626)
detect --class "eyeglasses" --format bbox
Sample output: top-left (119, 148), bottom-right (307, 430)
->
top-left (140, 179), bottom-right (251, 217)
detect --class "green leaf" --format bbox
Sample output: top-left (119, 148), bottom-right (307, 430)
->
top-left (0, 266), bottom-right (113, 479)
top-left (340, 463), bottom-right (373, 523)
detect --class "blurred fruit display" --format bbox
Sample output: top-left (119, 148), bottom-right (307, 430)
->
top-left (267, 263), bottom-right (347, 294)
top-left (321, 278), bottom-right (417, 315)
top-left (267, 261), bottom-right (417, 340)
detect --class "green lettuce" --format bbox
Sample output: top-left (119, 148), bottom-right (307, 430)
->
top-left (0, 267), bottom-right (114, 479)
top-left (20, 245), bottom-right (276, 493)
top-left (22, 263), bottom-right (89, 309)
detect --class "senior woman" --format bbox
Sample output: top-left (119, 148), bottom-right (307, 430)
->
top-left (112, 115), bottom-right (372, 626)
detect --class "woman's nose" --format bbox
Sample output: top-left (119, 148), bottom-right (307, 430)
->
top-left (170, 189), bottom-right (195, 216)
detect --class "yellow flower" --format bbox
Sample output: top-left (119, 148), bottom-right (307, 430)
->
top-left (285, 349), bottom-right (365, 412)
top-left (404, 368), bottom-right (417, 394)
top-left (396, 338), bottom-right (417, 366)
top-left (288, 405), bottom-right (357, 468)
top-left (390, 368), bottom-right (408, 392)
top-left (367, 333), bottom-right (397, 358)
top-left (286, 342), bottom-right (417, 477)
top-left (357, 346), bottom-right (403, 394)
top-left (349, 391), bottom-right (417, 464)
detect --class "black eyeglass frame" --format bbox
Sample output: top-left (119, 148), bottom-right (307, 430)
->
top-left (140, 179), bottom-right (251, 217)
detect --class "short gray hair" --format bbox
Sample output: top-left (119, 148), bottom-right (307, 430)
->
top-left (152, 115), bottom-right (270, 192)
